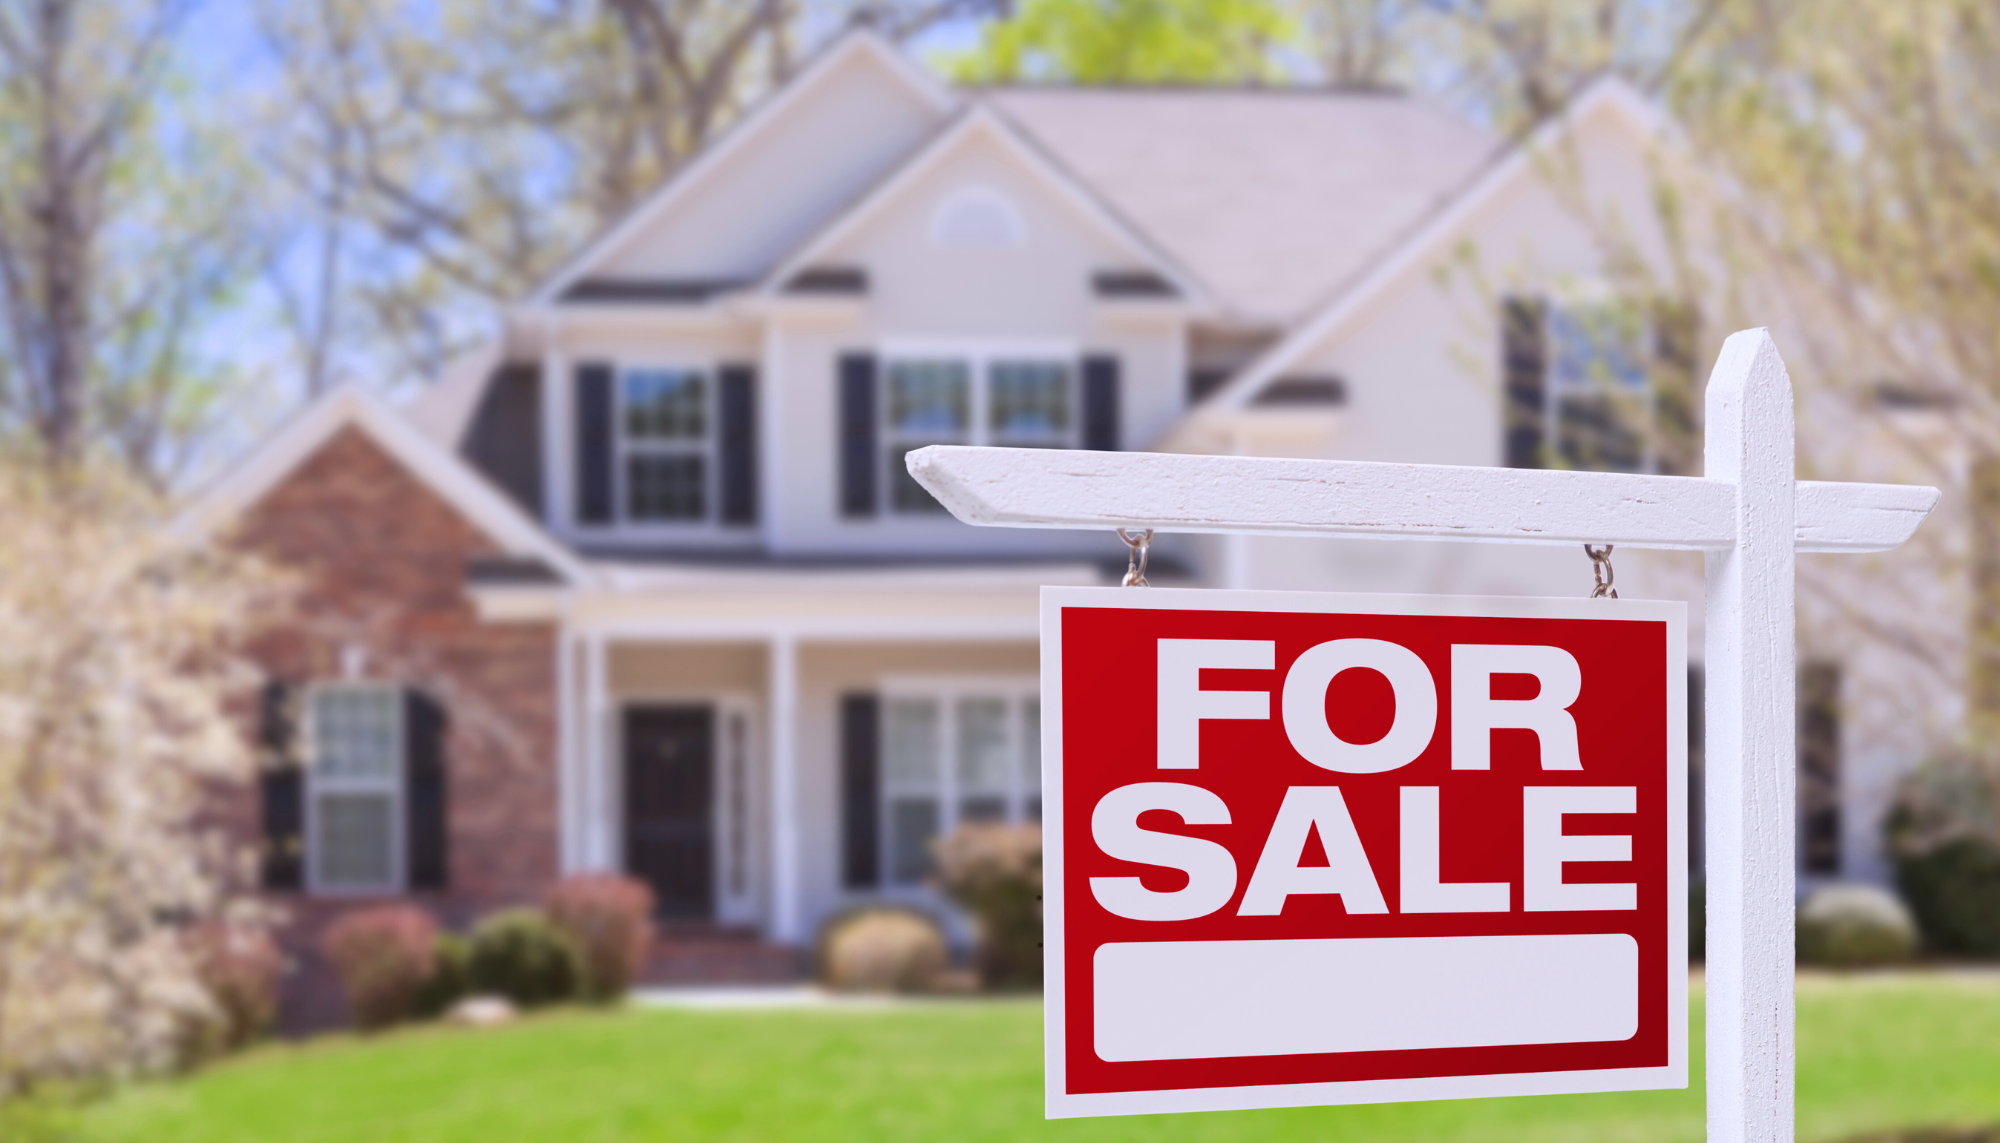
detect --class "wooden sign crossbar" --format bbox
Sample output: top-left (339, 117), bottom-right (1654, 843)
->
top-left (907, 329), bottom-right (1940, 1143)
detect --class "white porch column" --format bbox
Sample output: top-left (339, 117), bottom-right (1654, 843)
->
top-left (584, 632), bottom-right (612, 871)
top-left (769, 633), bottom-right (802, 943)
top-left (1703, 332), bottom-right (1797, 1143)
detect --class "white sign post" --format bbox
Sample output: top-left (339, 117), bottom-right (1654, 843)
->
top-left (908, 330), bottom-right (1939, 1142)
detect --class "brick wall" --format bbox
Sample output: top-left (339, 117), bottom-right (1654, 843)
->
top-left (229, 426), bottom-right (559, 1030)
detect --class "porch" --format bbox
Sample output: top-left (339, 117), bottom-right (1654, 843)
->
top-left (539, 572), bottom-right (1063, 953)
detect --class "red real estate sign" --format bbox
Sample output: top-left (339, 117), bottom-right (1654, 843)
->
top-left (1042, 588), bottom-right (1688, 1118)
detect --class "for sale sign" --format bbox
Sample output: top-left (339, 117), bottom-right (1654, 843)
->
top-left (1042, 588), bottom-right (1688, 1118)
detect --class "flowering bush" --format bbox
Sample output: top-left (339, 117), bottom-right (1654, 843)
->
top-left (935, 823), bottom-right (1042, 990)
top-left (321, 906), bottom-right (440, 1031)
top-left (545, 874), bottom-right (655, 1002)
top-left (187, 923), bottom-right (283, 1055)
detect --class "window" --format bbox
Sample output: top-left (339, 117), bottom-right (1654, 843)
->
top-left (882, 352), bottom-right (1075, 512)
top-left (1505, 298), bottom-right (1692, 475)
top-left (880, 685), bottom-right (1041, 886)
top-left (1799, 661), bottom-right (1842, 876)
top-left (621, 367), bottom-right (711, 522)
top-left (1547, 305), bottom-right (1650, 473)
top-left (307, 685), bottom-right (403, 893)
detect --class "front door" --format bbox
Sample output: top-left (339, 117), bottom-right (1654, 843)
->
top-left (624, 705), bottom-right (714, 919)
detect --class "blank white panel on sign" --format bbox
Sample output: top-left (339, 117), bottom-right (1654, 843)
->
top-left (1093, 934), bottom-right (1638, 1063)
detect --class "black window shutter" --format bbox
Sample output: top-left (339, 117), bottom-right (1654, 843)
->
top-left (718, 363), bottom-right (759, 524)
top-left (1082, 355), bottom-right (1121, 451)
top-left (840, 694), bottom-right (880, 889)
top-left (404, 688), bottom-right (449, 891)
top-left (1502, 297), bottom-right (1547, 469)
top-left (258, 680), bottom-right (304, 891)
top-left (575, 362), bottom-right (616, 524)
top-left (838, 354), bottom-right (878, 517)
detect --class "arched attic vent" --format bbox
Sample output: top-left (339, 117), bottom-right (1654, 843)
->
top-left (929, 184), bottom-right (1026, 248)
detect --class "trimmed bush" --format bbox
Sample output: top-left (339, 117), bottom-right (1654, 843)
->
top-left (1896, 838), bottom-right (2000, 955)
top-left (411, 934), bottom-right (471, 1020)
top-left (1797, 883), bottom-right (1918, 966)
top-left (187, 923), bottom-right (282, 1054)
top-left (935, 823), bottom-right (1042, 989)
top-left (321, 905), bottom-right (439, 1031)
top-left (819, 908), bottom-right (947, 993)
top-left (466, 908), bottom-right (587, 1008)
top-left (1886, 751), bottom-right (2000, 955)
top-left (545, 874), bottom-right (655, 1002)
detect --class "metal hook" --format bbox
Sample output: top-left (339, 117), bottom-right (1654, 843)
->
top-left (1117, 528), bottom-right (1153, 587)
top-left (1584, 543), bottom-right (1618, 599)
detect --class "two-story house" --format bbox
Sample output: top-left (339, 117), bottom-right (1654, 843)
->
top-left (182, 29), bottom-right (1907, 1027)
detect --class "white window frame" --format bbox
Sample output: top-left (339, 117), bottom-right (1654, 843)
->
top-left (615, 362), bottom-right (719, 529)
top-left (304, 683), bottom-right (405, 896)
top-left (878, 340), bottom-right (1079, 515)
top-left (877, 675), bottom-right (1042, 888)
top-left (1542, 300), bottom-right (1656, 475)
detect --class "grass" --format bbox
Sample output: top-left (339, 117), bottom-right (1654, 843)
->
top-left (65, 973), bottom-right (2000, 1143)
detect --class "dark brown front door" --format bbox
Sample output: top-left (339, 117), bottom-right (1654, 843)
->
top-left (624, 705), bottom-right (714, 919)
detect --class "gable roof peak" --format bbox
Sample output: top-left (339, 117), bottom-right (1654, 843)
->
top-left (524, 25), bottom-right (957, 307)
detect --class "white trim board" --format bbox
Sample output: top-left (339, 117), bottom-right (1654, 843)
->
top-left (172, 386), bottom-right (591, 586)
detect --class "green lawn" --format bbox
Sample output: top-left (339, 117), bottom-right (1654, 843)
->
top-left (67, 974), bottom-right (2000, 1143)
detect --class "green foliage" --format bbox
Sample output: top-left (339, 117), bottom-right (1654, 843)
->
top-left (410, 935), bottom-right (471, 1021)
top-left (1894, 839), bottom-right (2000, 956)
top-left (1886, 752), bottom-right (2000, 955)
top-left (946, 0), bottom-right (1297, 84)
top-left (465, 910), bottom-right (587, 1009)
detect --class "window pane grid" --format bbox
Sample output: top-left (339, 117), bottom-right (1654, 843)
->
top-left (623, 370), bottom-right (708, 440)
top-left (308, 686), bottom-right (402, 892)
top-left (627, 454), bottom-right (707, 520)
top-left (618, 367), bottom-right (713, 525)
top-left (879, 689), bottom-right (1039, 886)
top-left (880, 353), bottom-right (1076, 513)
top-left (1545, 305), bottom-right (1653, 474)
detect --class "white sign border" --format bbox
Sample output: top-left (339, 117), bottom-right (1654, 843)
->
top-left (1041, 585), bottom-right (1690, 1120)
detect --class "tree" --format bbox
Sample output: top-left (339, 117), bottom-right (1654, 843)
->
top-left (948, 0), bottom-right (1296, 83)
top-left (258, 0), bottom-right (1002, 392)
top-left (0, 0), bottom-right (255, 479)
top-left (0, 458), bottom-right (281, 1094)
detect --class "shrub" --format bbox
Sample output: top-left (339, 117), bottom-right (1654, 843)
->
top-left (1797, 883), bottom-right (1919, 966)
top-left (1886, 750), bottom-right (2000, 955)
top-left (321, 906), bottom-right (440, 1031)
top-left (466, 909), bottom-right (587, 1008)
top-left (819, 908), bottom-right (948, 993)
top-left (411, 934), bottom-right (471, 1020)
top-left (935, 823), bottom-right (1042, 989)
top-left (1690, 880), bottom-right (1706, 962)
top-left (186, 923), bottom-right (283, 1055)
top-left (545, 874), bottom-right (655, 1002)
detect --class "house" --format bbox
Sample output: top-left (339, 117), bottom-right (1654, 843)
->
top-left (181, 28), bottom-right (1931, 1028)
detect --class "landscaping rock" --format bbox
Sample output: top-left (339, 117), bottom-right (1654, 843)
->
top-left (445, 995), bottom-right (517, 1029)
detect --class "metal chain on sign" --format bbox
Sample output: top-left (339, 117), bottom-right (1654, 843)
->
top-left (1117, 528), bottom-right (1153, 587)
top-left (1584, 543), bottom-right (1618, 599)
